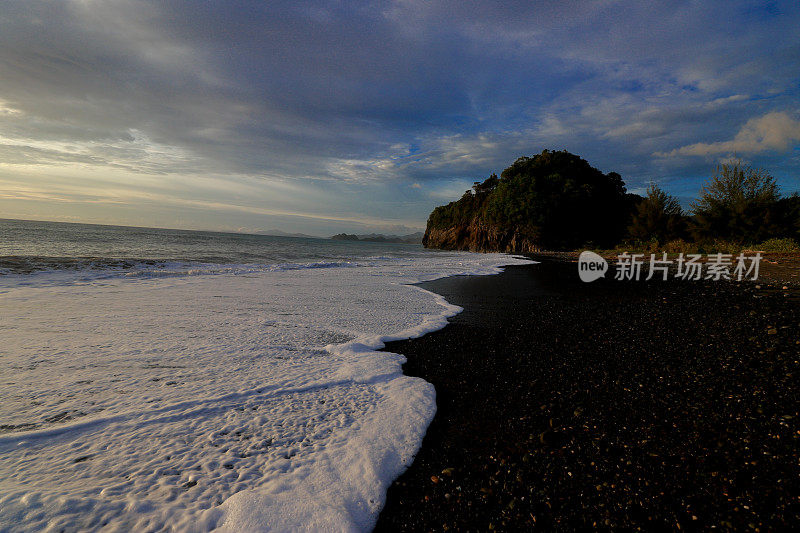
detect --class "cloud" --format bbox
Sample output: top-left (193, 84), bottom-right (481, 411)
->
top-left (657, 112), bottom-right (800, 157)
top-left (1, 1), bottom-right (800, 232)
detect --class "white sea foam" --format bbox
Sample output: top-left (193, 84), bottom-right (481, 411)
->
top-left (0, 252), bottom-right (532, 532)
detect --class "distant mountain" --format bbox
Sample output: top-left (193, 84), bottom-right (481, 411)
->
top-left (330, 232), bottom-right (424, 244)
top-left (261, 229), bottom-right (318, 238)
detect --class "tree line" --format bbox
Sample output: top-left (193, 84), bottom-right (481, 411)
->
top-left (629, 161), bottom-right (799, 252)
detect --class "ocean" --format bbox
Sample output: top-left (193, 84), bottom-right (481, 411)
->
top-left (0, 218), bottom-right (531, 531)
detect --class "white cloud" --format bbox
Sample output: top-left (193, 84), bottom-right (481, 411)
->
top-left (657, 112), bottom-right (800, 157)
top-left (426, 179), bottom-right (474, 200)
top-left (0, 101), bottom-right (22, 116)
top-left (0, 128), bottom-right (196, 174)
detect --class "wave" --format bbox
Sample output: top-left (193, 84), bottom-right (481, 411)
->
top-left (0, 256), bottom-right (386, 288)
top-left (121, 260), bottom-right (363, 279)
top-left (0, 250), bottom-right (534, 531)
top-left (0, 255), bottom-right (170, 275)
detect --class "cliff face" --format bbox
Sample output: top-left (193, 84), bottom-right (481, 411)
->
top-left (423, 220), bottom-right (540, 253)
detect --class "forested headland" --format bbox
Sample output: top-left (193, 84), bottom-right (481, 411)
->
top-left (423, 150), bottom-right (800, 254)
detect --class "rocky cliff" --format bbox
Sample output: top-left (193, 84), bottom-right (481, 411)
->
top-left (422, 221), bottom-right (540, 253)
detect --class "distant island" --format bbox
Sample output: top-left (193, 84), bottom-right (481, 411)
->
top-left (331, 232), bottom-right (424, 244)
top-left (261, 229), bottom-right (317, 239)
top-left (423, 149), bottom-right (800, 253)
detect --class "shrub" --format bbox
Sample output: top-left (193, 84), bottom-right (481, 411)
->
top-left (662, 239), bottom-right (700, 254)
top-left (695, 240), bottom-right (746, 254)
top-left (753, 237), bottom-right (800, 252)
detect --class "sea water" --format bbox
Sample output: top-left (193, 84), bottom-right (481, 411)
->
top-left (0, 219), bottom-right (532, 531)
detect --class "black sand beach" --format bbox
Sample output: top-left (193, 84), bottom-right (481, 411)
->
top-left (376, 259), bottom-right (799, 531)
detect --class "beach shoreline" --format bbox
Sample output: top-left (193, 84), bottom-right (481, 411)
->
top-left (375, 258), bottom-right (799, 531)
top-left (0, 221), bottom-right (534, 532)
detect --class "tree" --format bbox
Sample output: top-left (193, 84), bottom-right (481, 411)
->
top-left (472, 173), bottom-right (499, 195)
top-left (690, 161), bottom-right (780, 243)
top-left (775, 193), bottom-right (800, 241)
top-left (628, 183), bottom-right (685, 243)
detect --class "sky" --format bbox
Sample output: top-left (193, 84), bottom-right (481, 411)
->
top-left (1, 0), bottom-right (799, 236)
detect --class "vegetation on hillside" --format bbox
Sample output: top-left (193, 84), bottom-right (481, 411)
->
top-left (428, 150), bottom-right (638, 249)
top-left (425, 151), bottom-right (800, 252)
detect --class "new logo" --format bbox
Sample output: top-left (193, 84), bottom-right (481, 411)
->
top-left (578, 251), bottom-right (608, 282)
